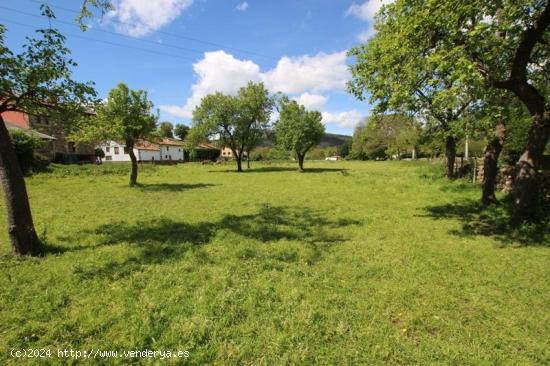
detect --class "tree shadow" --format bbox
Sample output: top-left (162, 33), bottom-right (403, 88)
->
top-left (422, 199), bottom-right (549, 247)
top-left (136, 183), bottom-right (215, 192)
top-left (59, 204), bottom-right (362, 279)
top-left (210, 166), bottom-right (346, 174)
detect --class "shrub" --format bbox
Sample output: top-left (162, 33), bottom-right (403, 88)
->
top-left (9, 130), bottom-right (44, 175)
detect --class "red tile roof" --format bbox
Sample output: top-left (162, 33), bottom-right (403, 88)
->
top-left (157, 137), bottom-right (184, 146)
top-left (1, 111), bottom-right (29, 129)
top-left (135, 140), bottom-right (160, 151)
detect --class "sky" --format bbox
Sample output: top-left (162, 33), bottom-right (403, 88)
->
top-left (0, 0), bottom-right (392, 135)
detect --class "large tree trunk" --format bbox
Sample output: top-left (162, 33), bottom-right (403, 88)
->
top-left (0, 114), bottom-right (41, 255)
top-left (297, 153), bottom-right (305, 172)
top-left (127, 142), bottom-right (138, 186)
top-left (445, 135), bottom-right (456, 179)
top-left (512, 111), bottom-right (550, 222)
top-left (482, 123), bottom-right (506, 206)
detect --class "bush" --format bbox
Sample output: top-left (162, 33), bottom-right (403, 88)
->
top-left (9, 130), bottom-right (45, 175)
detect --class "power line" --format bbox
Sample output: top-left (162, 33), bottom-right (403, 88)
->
top-left (0, 5), bottom-right (210, 58)
top-left (27, 0), bottom-right (278, 61)
top-left (0, 18), bottom-right (199, 63)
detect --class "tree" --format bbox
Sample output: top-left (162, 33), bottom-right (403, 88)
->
top-left (174, 123), bottom-right (190, 140)
top-left (189, 82), bottom-right (272, 172)
top-left (274, 100), bottom-right (325, 171)
top-left (348, 3), bottom-right (474, 178)
top-left (338, 140), bottom-right (352, 158)
top-left (74, 83), bottom-right (157, 186)
top-left (349, 114), bottom-right (419, 160)
top-left (157, 121), bottom-right (174, 138)
top-left (0, 23), bottom-right (98, 255)
top-left (357, 0), bottom-right (550, 221)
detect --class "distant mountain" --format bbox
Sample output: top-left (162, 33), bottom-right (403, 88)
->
top-left (318, 133), bottom-right (352, 147)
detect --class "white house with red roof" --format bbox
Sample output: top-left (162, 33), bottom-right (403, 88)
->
top-left (98, 138), bottom-right (185, 162)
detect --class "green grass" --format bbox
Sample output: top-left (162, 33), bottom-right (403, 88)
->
top-left (0, 160), bottom-right (549, 365)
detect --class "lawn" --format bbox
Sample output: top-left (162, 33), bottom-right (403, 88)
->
top-left (0, 161), bottom-right (549, 364)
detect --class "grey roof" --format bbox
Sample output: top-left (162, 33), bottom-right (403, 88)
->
top-left (4, 121), bottom-right (56, 141)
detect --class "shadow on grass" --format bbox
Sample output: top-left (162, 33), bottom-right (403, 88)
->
top-left (210, 166), bottom-right (346, 174)
top-left (423, 199), bottom-right (549, 246)
top-left (136, 183), bottom-right (215, 192)
top-left (60, 205), bottom-right (361, 279)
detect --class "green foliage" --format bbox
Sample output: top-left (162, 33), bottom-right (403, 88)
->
top-left (337, 140), bottom-right (352, 158)
top-left (274, 100), bottom-right (325, 158)
top-left (0, 24), bottom-right (97, 123)
top-left (350, 114), bottom-right (420, 160)
top-left (73, 83), bottom-right (157, 146)
top-left (0, 162), bottom-right (548, 364)
top-left (189, 82), bottom-right (272, 169)
top-left (174, 123), bottom-right (190, 140)
top-left (308, 146), bottom-right (337, 160)
top-left (8, 130), bottom-right (43, 175)
top-left (249, 147), bottom-right (289, 161)
top-left (75, 0), bottom-right (114, 30)
top-left (157, 121), bottom-right (174, 138)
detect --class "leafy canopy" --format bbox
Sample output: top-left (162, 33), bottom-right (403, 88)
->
top-left (0, 24), bottom-right (97, 123)
top-left (274, 100), bottom-right (325, 157)
top-left (189, 82), bottom-right (272, 156)
top-left (158, 121), bottom-right (174, 138)
top-left (73, 83), bottom-right (157, 146)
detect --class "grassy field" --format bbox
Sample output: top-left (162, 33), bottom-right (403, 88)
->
top-left (0, 160), bottom-right (549, 364)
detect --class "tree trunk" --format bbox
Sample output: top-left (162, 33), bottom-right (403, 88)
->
top-left (464, 137), bottom-right (470, 160)
top-left (445, 135), bottom-right (456, 179)
top-left (297, 153), bottom-right (305, 172)
top-left (236, 154), bottom-right (243, 172)
top-left (481, 123), bottom-right (505, 206)
top-left (512, 111), bottom-right (550, 222)
top-left (412, 147), bottom-right (416, 160)
top-left (127, 142), bottom-right (138, 186)
top-left (0, 114), bottom-right (41, 255)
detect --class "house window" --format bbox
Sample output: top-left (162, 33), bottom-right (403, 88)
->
top-left (105, 156), bottom-right (112, 161)
top-left (68, 142), bottom-right (76, 153)
top-left (151, 156), bottom-right (155, 161)
top-left (105, 146), bottom-right (110, 153)
top-left (124, 147), bottom-right (129, 154)
top-left (114, 147), bottom-right (119, 154)
top-left (166, 146), bottom-right (170, 151)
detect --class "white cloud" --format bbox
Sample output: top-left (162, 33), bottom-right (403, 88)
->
top-left (236, 2), bottom-right (248, 11)
top-left (346, 0), bottom-right (392, 21)
top-left (346, 0), bottom-right (393, 41)
top-left (263, 52), bottom-right (349, 94)
top-left (160, 50), bottom-right (350, 118)
top-left (160, 50), bottom-right (261, 118)
top-left (293, 93), bottom-right (327, 110)
top-left (357, 28), bottom-right (375, 42)
top-left (322, 110), bottom-right (363, 128)
top-left (107, 0), bottom-right (194, 37)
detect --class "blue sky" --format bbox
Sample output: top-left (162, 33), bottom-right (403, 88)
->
top-left (0, 0), bottom-right (390, 135)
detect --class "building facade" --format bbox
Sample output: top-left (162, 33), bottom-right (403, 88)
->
top-left (98, 138), bottom-right (185, 162)
top-left (2, 110), bottom-right (95, 162)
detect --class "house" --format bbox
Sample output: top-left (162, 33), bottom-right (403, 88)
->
top-left (99, 140), bottom-right (160, 162)
top-left (157, 137), bottom-right (185, 161)
top-left (325, 156), bottom-right (341, 161)
top-left (2, 110), bottom-right (95, 162)
top-left (220, 146), bottom-right (247, 159)
top-left (98, 138), bottom-right (185, 162)
top-left (192, 142), bottom-right (221, 161)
